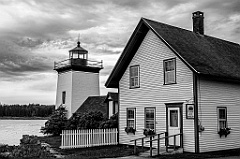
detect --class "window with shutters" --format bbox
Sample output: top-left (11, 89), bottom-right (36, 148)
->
top-left (164, 58), bottom-right (176, 84)
top-left (130, 65), bottom-right (140, 88)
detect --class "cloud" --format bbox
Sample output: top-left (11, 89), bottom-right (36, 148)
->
top-left (0, 0), bottom-right (239, 104)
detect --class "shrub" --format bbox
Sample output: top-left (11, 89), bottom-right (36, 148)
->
top-left (40, 106), bottom-right (67, 136)
top-left (99, 113), bottom-right (118, 129)
top-left (77, 111), bottom-right (106, 129)
top-left (64, 113), bottom-right (81, 130)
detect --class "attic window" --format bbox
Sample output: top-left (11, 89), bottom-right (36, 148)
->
top-left (130, 65), bottom-right (140, 88)
top-left (164, 58), bottom-right (176, 84)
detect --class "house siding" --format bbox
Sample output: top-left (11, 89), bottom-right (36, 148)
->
top-left (198, 78), bottom-right (240, 152)
top-left (119, 30), bottom-right (195, 152)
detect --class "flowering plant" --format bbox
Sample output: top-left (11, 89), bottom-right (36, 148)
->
top-left (218, 127), bottom-right (231, 137)
top-left (143, 128), bottom-right (155, 136)
top-left (125, 127), bottom-right (136, 135)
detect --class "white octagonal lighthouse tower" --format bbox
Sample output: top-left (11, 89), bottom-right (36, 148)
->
top-left (54, 41), bottom-right (103, 118)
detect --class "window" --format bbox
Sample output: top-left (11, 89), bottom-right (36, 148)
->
top-left (62, 91), bottom-right (66, 104)
top-left (130, 65), bottom-right (140, 88)
top-left (164, 58), bottom-right (176, 84)
top-left (170, 110), bottom-right (178, 127)
top-left (145, 108), bottom-right (155, 130)
top-left (217, 107), bottom-right (227, 129)
top-left (127, 108), bottom-right (135, 128)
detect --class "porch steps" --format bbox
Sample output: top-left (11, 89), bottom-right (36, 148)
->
top-left (139, 147), bottom-right (183, 157)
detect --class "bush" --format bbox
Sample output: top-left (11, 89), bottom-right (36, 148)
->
top-left (77, 111), bottom-right (105, 129)
top-left (65, 113), bottom-right (81, 130)
top-left (40, 106), bottom-right (67, 136)
top-left (100, 113), bottom-right (118, 129)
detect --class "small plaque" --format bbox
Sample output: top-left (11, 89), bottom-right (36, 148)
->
top-left (186, 104), bottom-right (194, 119)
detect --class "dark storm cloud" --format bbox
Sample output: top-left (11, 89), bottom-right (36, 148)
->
top-left (0, 40), bottom-right (53, 79)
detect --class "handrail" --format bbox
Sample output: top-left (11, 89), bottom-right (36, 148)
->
top-left (146, 133), bottom-right (183, 142)
top-left (54, 58), bottom-right (103, 70)
top-left (129, 132), bottom-right (165, 142)
top-left (130, 132), bottom-right (165, 156)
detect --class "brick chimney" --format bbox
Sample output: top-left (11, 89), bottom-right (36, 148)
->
top-left (192, 11), bottom-right (204, 35)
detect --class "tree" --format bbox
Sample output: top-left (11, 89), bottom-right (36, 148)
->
top-left (40, 106), bottom-right (67, 136)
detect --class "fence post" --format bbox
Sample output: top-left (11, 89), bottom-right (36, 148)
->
top-left (134, 140), bottom-right (137, 154)
top-left (142, 138), bottom-right (144, 151)
top-left (165, 132), bottom-right (168, 152)
top-left (150, 136), bottom-right (152, 157)
top-left (174, 135), bottom-right (176, 150)
top-left (158, 134), bottom-right (160, 155)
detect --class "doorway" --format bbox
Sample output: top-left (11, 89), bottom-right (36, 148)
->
top-left (166, 104), bottom-right (183, 147)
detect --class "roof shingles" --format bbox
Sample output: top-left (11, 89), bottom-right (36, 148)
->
top-left (105, 18), bottom-right (240, 88)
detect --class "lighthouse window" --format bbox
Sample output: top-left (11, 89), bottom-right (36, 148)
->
top-left (62, 91), bottom-right (66, 104)
top-left (130, 65), bottom-right (140, 88)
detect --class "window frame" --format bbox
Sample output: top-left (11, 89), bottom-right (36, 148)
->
top-left (126, 108), bottom-right (136, 129)
top-left (62, 91), bottom-right (66, 105)
top-left (129, 65), bottom-right (140, 89)
top-left (144, 107), bottom-right (156, 130)
top-left (217, 107), bottom-right (227, 130)
top-left (163, 58), bottom-right (176, 85)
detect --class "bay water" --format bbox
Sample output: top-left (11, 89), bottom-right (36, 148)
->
top-left (0, 120), bottom-right (47, 145)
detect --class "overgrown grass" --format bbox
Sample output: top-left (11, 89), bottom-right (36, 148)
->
top-left (37, 136), bottom-right (240, 159)
top-left (61, 145), bottom-right (139, 159)
top-left (37, 136), bottom-right (145, 159)
top-left (155, 148), bottom-right (240, 159)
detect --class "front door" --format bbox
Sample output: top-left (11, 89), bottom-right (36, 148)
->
top-left (167, 107), bottom-right (181, 146)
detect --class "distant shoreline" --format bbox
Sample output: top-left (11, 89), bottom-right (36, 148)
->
top-left (0, 116), bottom-right (49, 120)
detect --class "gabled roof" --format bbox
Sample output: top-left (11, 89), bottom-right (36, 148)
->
top-left (104, 92), bottom-right (118, 103)
top-left (105, 18), bottom-right (240, 88)
top-left (74, 96), bottom-right (107, 116)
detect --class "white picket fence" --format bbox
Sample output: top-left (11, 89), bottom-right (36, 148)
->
top-left (60, 128), bottom-right (118, 149)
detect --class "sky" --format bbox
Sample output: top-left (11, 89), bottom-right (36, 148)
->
top-left (0, 0), bottom-right (240, 105)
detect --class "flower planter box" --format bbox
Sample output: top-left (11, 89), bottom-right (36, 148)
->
top-left (143, 129), bottom-right (155, 137)
top-left (218, 128), bottom-right (231, 138)
top-left (125, 127), bottom-right (136, 135)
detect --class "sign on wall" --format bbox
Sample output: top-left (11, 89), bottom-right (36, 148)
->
top-left (186, 104), bottom-right (194, 119)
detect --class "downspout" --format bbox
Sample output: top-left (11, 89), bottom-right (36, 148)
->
top-left (193, 73), bottom-right (199, 153)
top-left (117, 86), bottom-right (120, 144)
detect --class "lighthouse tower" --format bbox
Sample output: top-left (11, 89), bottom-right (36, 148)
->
top-left (54, 40), bottom-right (103, 118)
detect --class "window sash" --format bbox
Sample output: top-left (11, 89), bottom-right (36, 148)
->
top-left (217, 107), bottom-right (227, 129)
top-left (130, 66), bottom-right (139, 87)
top-left (127, 108), bottom-right (135, 128)
top-left (164, 59), bottom-right (176, 84)
top-left (145, 108), bottom-right (155, 130)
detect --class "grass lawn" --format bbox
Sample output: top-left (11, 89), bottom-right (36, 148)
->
top-left (154, 148), bottom-right (240, 159)
top-left (37, 136), bottom-right (240, 159)
top-left (37, 136), bottom-right (141, 159)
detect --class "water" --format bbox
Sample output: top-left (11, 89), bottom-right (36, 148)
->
top-left (0, 120), bottom-right (47, 145)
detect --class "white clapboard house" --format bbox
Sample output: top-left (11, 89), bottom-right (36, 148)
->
top-left (105, 11), bottom-right (240, 153)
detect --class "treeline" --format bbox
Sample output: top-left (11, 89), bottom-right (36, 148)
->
top-left (0, 104), bottom-right (55, 117)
